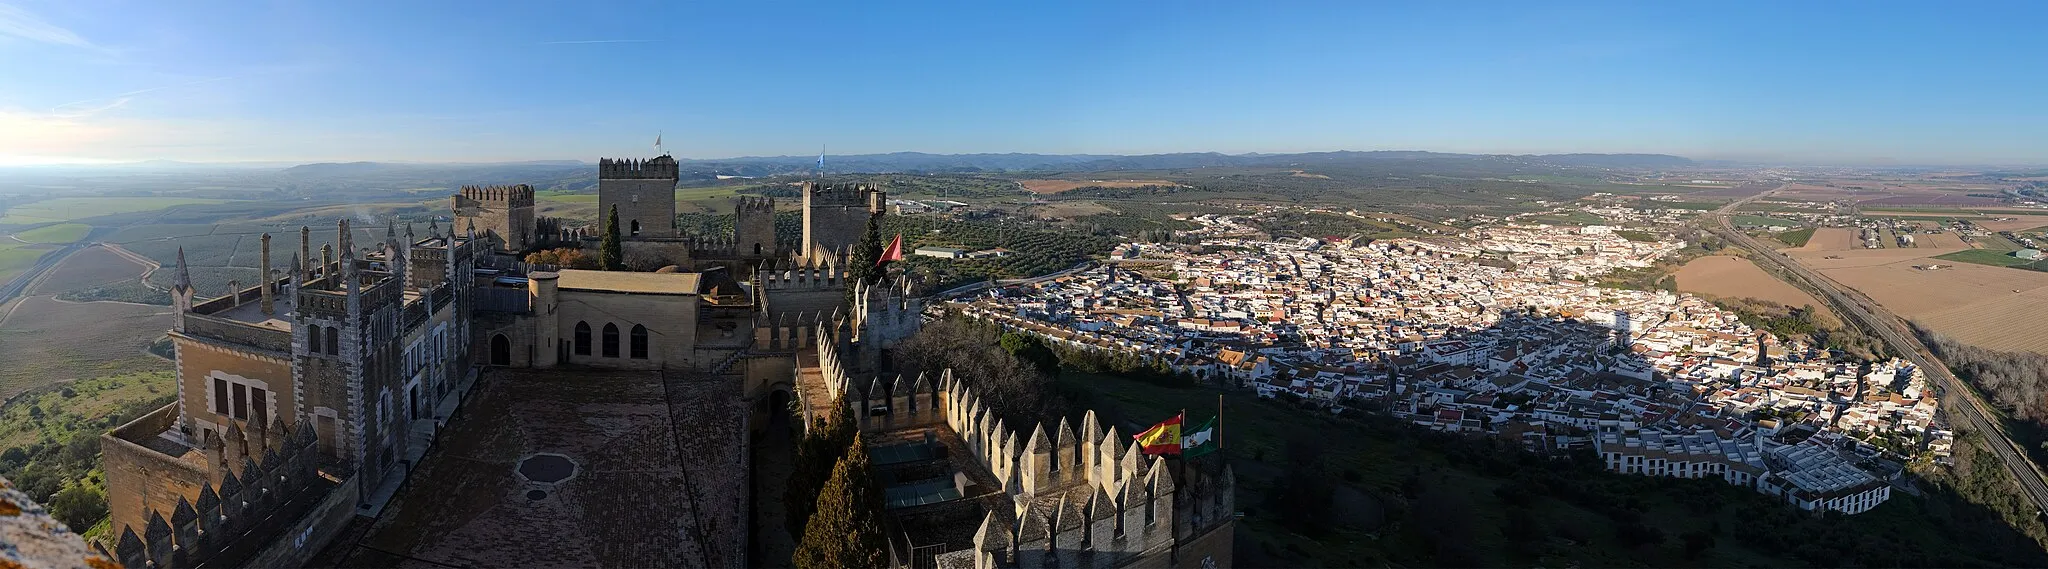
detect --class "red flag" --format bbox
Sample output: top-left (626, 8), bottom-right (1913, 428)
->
top-left (877, 233), bottom-right (904, 266)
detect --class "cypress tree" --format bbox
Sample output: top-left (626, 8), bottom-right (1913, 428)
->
top-left (787, 398), bottom-right (857, 536)
top-left (849, 213), bottom-right (884, 285)
top-left (794, 433), bottom-right (889, 569)
top-left (600, 205), bottom-right (625, 271)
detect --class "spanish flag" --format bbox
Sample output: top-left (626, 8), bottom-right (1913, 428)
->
top-left (1132, 413), bottom-right (1183, 455)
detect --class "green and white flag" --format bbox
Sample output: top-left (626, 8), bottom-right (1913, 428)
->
top-left (1182, 416), bottom-right (1218, 457)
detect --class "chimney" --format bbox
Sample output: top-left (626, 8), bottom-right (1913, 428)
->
top-left (259, 233), bottom-right (274, 315)
top-left (299, 226), bottom-right (312, 280)
top-left (322, 245), bottom-right (334, 279)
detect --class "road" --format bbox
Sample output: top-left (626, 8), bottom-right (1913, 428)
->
top-left (0, 241), bottom-right (88, 307)
top-left (1707, 184), bottom-right (2048, 514)
top-left (935, 260), bottom-right (1096, 298)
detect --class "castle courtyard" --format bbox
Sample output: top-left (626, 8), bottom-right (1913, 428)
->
top-left (326, 368), bottom-right (748, 568)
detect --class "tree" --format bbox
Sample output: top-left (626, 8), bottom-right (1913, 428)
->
top-left (525, 247), bottom-right (591, 269)
top-left (998, 332), bottom-right (1058, 376)
top-left (599, 205), bottom-right (625, 271)
top-left (793, 433), bottom-right (889, 569)
top-left (848, 214), bottom-right (885, 286)
top-left (48, 484), bottom-right (107, 531)
top-left (787, 399), bottom-right (857, 537)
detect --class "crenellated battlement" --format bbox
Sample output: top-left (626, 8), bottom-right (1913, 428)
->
top-left (109, 417), bottom-right (327, 569)
top-left (808, 336), bottom-right (1235, 569)
top-left (457, 184), bottom-right (536, 208)
top-left (736, 195), bottom-right (776, 213)
top-left (753, 256), bottom-right (848, 291)
top-left (802, 181), bottom-right (884, 207)
top-left (598, 156), bottom-right (680, 180)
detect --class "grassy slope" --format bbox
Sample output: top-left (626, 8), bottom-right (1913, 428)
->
top-left (1936, 248), bottom-right (2048, 271)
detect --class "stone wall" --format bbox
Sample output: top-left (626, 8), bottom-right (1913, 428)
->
top-left (735, 196), bottom-right (778, 258)
top-left (598, 157), bottom-right (679, 239)
top-left (452, 185), bottom-right (537, 253)
top-left (102, 404), bottom-right (208, 542)
top-left (809, 337), bottom-right (1236, 569)
top-left (801, 182), bottom-right (882, 261)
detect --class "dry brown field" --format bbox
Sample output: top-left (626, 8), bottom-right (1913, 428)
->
top-left (1676, 256), bottom-right (1831, 313)
top-left (0, 295), bottom-right (172, 398)
top-left (1787, 246), bottom-right (1970, 269)
top-left (1917, 232), bottom-right (1972, 248)
top-left (1018, 179), bottom-right (1177, 194)
top-left (1795, 227), bottom-right (1861, 251)
top-left (27, 245), bottom-right (148, 295)
top-left (1816, 260), bottom-right (2048, 353)
top-left (1973, 215), bottom-right (2048, 232)
top-left (1032, 200), bottom-right (1115, 219)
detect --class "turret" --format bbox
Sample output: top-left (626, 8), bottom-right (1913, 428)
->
top-left (171, 248), bottom-right (194, 332)
top-left (259, 233), bottom-right (274, 315)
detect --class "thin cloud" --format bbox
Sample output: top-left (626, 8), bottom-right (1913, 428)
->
top-left (49, 76), bottom-right (234, 118)
top-left (0, 3), bottom-right (97, 49)
top-left (540, 39), bottom-right (659, 45)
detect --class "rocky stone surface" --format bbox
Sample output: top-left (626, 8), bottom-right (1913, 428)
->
top-left (0, 477), bottom-right (118, 569)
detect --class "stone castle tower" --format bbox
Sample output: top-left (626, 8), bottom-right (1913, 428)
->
top-left (598, 156), bottom-right (680, 238)
top-left (735, 196), bottom-right (777, 258)
top-left (451, 184), bottom-right (536, 253)
top-left (801, 181), bottom-right (883, 261)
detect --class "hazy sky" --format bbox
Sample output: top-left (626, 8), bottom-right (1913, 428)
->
top-left (2, 1), bottom-right (2045, 166)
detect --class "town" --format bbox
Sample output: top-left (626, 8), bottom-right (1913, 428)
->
top-left (956, 213), bottom-right (1949, 516)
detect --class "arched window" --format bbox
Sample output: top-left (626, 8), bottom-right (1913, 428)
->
top-left (324, 326), bottom-right (339, 355)
top-left (630, 220), bottom-right (641, 236)
top-left (308, 326), bottom-right (322, 354)
top-left (753, 243), bottom-right (762, 256)
top-left (602, 323), bottom-right (620, 358)
top-left (574, 322), bottom-right (592, 356)
top-left (491, 334), bottom-right (511, 366)
top-left (630, 325), bottom-right (649, 359)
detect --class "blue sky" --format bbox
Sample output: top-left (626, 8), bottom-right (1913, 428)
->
top-left (2, 1), bottom-right (2044, 165)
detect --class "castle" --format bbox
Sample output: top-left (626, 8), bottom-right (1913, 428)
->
top-left (93, 155), bottom-right (1230, 568)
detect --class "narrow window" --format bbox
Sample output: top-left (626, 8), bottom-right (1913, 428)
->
top-left (753, 243), bottom-right (762, 256)
top-left (232, 384), bottom-right (248, 420)
top-left (213, 378), bottom-right (229, 416)
top-left (251, 387), bottom-right (268, 426)
top-left (575, 322), bottom-right (592, 356)
top-left (325, 326), bottom-right (339, 355)
top-left (630, 220), bottom-right (641, 236)
top-left (630, 325), bottom-right (648, 359)
top-left (602, 323), bottom-right (620, 358)
top-left (307, 326), bottom-right (322, 354)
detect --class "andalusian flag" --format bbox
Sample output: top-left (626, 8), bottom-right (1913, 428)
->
top-left (1133, 413), bottom-right (1183, 455)
top-left (1182, 416), bottom-right (1218, 457)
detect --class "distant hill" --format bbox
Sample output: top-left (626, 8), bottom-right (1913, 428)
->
top-left (663, 150), bottom-right (1695, 176)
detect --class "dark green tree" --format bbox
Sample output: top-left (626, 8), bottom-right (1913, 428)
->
top-left (786, 398), bottom-right (857, 536)
top-left (848, 213), bottom-right (885, 286)
top-left (998, 332), bottom-right (1058, 376)
top-left (48, 484), bottom-right (107, 531)
top-left (599, 205), bottom-right (625, 271)
top-left (793, 433), bottom-right (889, 569)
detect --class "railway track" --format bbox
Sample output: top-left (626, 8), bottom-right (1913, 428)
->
top-left (1707, 185), bottom-right (2048, 515)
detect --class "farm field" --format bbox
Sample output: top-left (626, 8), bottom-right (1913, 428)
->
top-left (0, 197), bottom-right (227, 225)
top-left (1794, 227), bottom-right (1860, 251)
top-left (27, 246), bottom-right (150, 296)
top-left (1728, 214), bottom-right (1799, 228)
top-left (0, 294), bottom-right (173, 399)
top-left (1018, 179), bottom-right (1177, 194)
top-left (11, 223), bottom-right (90, 244)
top-left (1675, 256), bottom-right (1831, 314)
top-left (1934, 249), bottom-right (2048, 271)
top-left (1817, 260), bottom-right (2048, 353)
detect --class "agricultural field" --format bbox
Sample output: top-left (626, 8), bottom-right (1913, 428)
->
top-left (1674, 256), bottom-right (1830, 314)
top-left (0, 241), bottom-right (50, 286)
top-left (11, 223), bottom-right (90, 244)
top-left (1771, 227), bottom-right (1815, 248)
top-left (0, 197), bottom-right (227, 225)
top-left (1727, 214), bottom-right (1800, 228)
top-left (1793, 227), bottom-right (1859, 251)
top-left (1934, 249), bottom-right (2048, 271)
top-left (1817, 261), bottom-right (2048, 353)
top-left (1018, 179), bottom-right (1178, 194)
top-left (0, 294), bottom-right (173, 399)
top-left (26, 246), bottom-right (150, 296)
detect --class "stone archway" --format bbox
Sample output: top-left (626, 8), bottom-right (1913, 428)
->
top-left (490, 334), bottom-right (511, 366)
